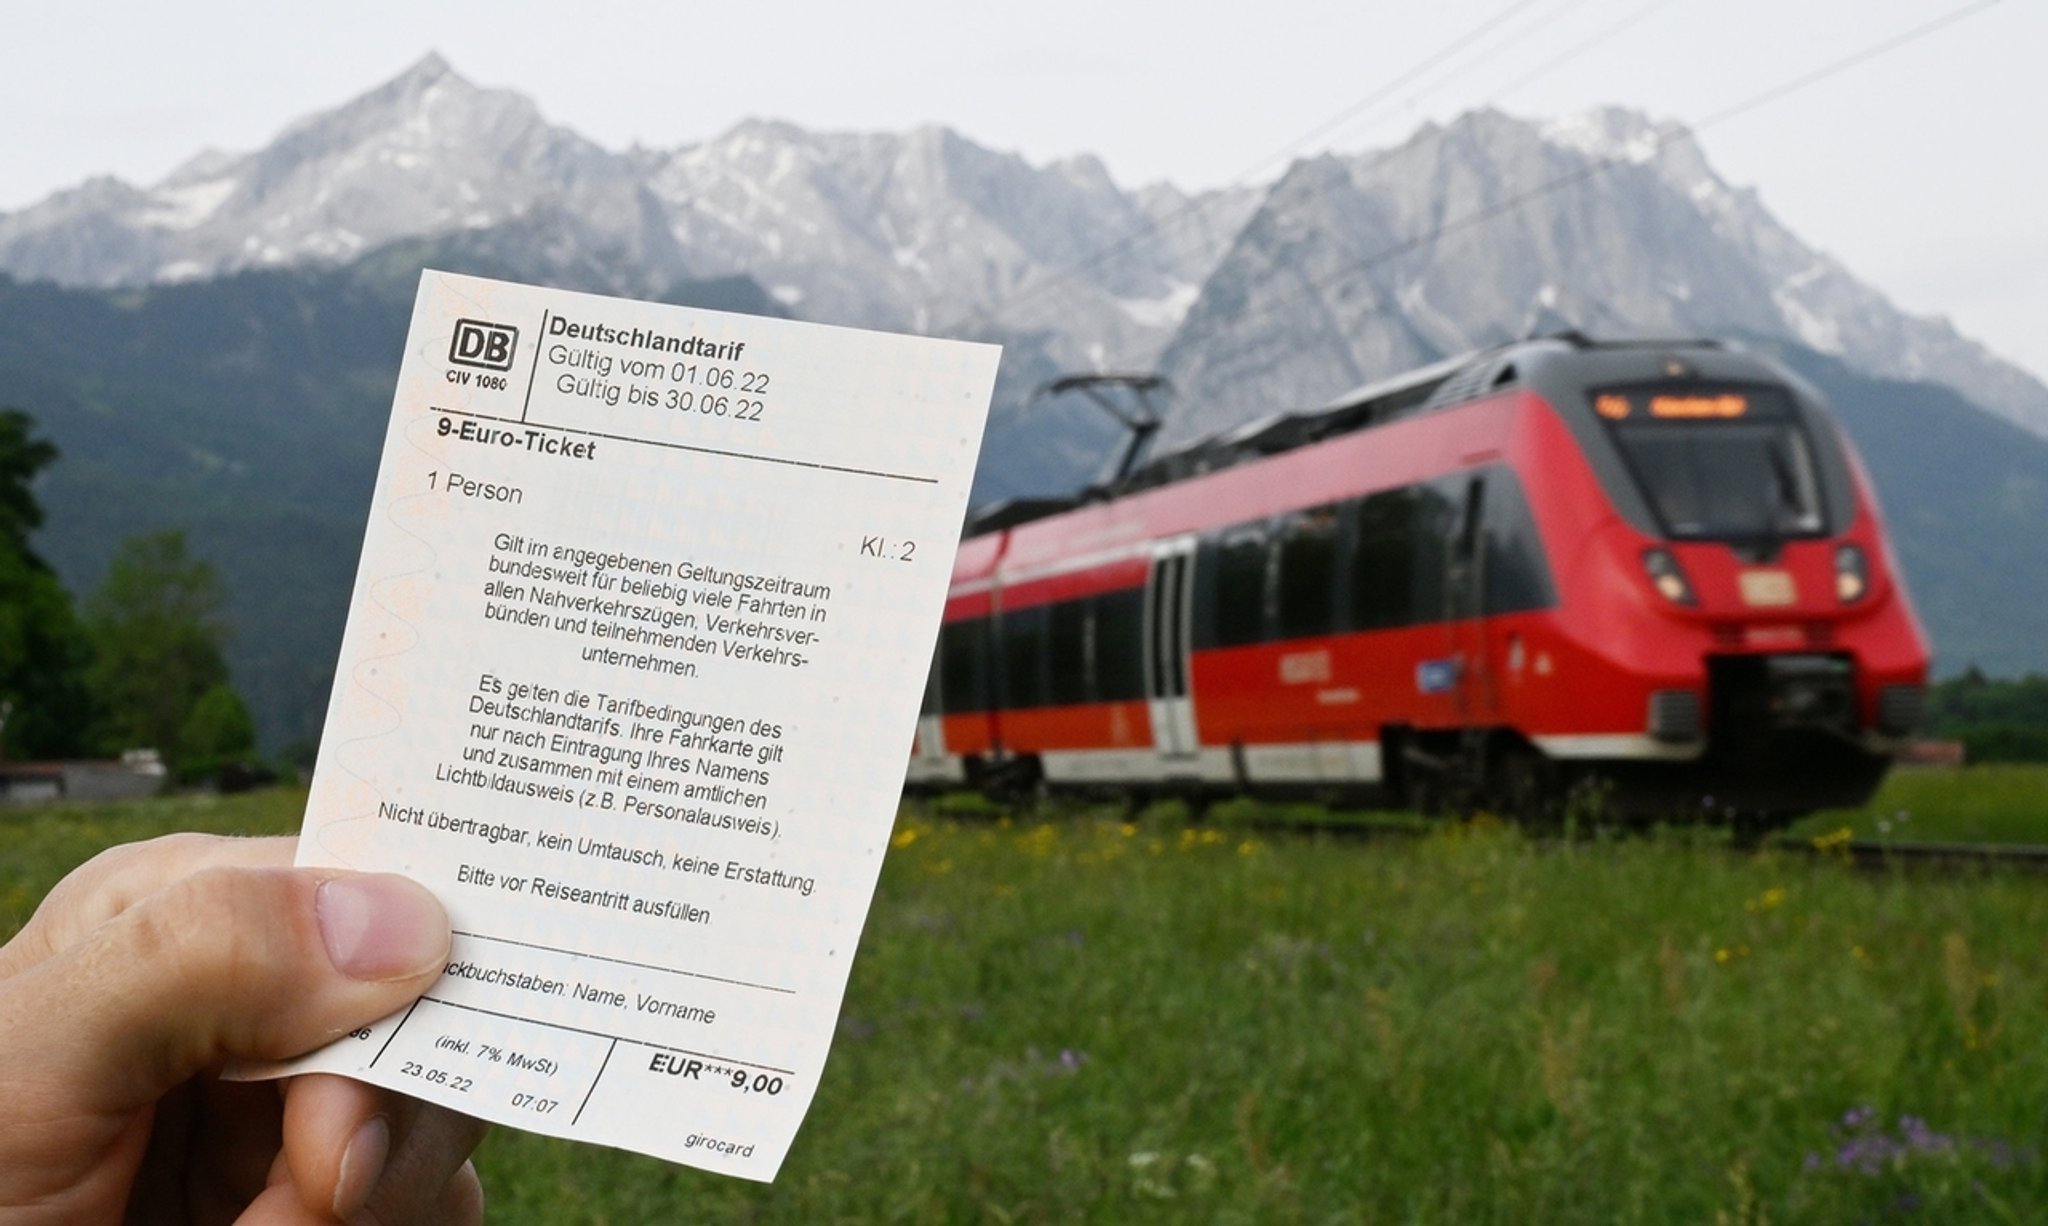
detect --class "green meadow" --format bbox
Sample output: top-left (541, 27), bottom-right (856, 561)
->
top-left (1791, 764), bottom-right (2048, 846)
top-left (3, 777), bottom-right (2044, 1222)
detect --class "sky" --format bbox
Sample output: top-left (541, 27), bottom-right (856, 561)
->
top-left (5, 0), bottom-right (2044, 381)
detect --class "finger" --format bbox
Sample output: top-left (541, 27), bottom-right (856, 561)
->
top-left (0, 833), bottom-right (297, 976)
top-left (237, 1157), bottom-right (484, 1226)
top-left (358, 1110), bottom-right (488, 1226)
top-left (420, 1159), bottom-right (486, 1226)
top-left (281, 1073), bottom-right (391, 1218)
top-left (1, 864), bottom-right (448, 1118)
top-left (281, 1074), bottom-right (486, 1219)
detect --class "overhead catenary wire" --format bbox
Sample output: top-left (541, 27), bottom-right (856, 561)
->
top-left (1480, 0), bottom-right (1686, 105)
top-left (958, 0), bottom-right (2003, 381)
top-left (952, 0), bottom-right (1698, 340)
top-left (943, 0), bottom-right (1551, 334)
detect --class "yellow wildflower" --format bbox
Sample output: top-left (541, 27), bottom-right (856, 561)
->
top-left (1742, 886), bottom-right (1788, 913)
top-left (1811, 825), bottom-right (1855, 851)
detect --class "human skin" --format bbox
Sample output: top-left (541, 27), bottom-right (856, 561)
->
top-left (0, 834), bottom-right (487, 1224)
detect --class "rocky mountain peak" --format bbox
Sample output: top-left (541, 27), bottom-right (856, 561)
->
top-left (1144, 105), bottom-right (2048, 452)
top-left (0, 75), bottom-right (2040, 449)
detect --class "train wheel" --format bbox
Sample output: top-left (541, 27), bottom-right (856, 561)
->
top-left (1560, 774), bottom-right (1618, 838)
top-left (982, 755), bottom-right (1045, 816)
top-left (1389, 728), bottom-right (1453, 818)
top-left (1492, 743), bottom-right (1557, 827)
top-left (1727, 809), bottom-right (1793, 850)
top-left (1403, 769), bottom-right (1443, 818)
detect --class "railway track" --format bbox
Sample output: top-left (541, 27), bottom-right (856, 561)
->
top-left (1148, 809), bottom-right (2048, 874)
top-left (915, 796), bottom-right (2048, 873)
top-left (1814, 837), bottom-right (2048, 874)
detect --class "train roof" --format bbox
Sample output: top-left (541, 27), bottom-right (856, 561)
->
top-left (963, 333), bottom-right (1750, 539)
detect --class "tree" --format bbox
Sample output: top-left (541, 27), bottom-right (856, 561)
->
top-left (83, 530), bottom-right (238, 768)
top-left (0, 409), bottom-right (56, 557)
top-left (177, 682), bottom-right (259, 783)
top-left (0, 408), bottom-right (92, 758)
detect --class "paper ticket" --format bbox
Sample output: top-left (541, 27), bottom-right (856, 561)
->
top-left (257, 270), bottom-right (997, 1179)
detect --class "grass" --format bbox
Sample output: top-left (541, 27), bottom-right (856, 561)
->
top-left (5, 786), bottom-right (2047, 1221)
top-left (1789, 764), bottom-right (2048, 846)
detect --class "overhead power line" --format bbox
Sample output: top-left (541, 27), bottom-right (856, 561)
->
top-left (955, 0), bottom-right (1699, 340)
top-left (945, 0), bottom-right (1549, 334)
top-left (1481, 0), bottom-right (1685, 105)
top-left (1181, 0), bottom-right (2006, 355)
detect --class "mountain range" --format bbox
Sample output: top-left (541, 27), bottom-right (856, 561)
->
top-left (1, 54), bottom-right (2042, 748)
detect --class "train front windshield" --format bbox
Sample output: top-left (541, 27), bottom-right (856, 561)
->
top-left (1592, 384), bottom-right (1825, 542)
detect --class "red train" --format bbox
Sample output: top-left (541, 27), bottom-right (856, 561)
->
top-left (910, 335), bottom-right (1929, 825)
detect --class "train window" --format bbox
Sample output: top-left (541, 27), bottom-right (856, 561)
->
top-left (1615, 421), bottom-right (1826, 542)
top-left (1596, 383), bottom-right (1826, 542)
top-left (1348, 491), bottom-right (1406, 629)
top-left (1274, 504), bottom-right (1341, 640)
top-left (1092, 587), bottom-right (1146, 702)
top-left (1479, 469), bottom-right (1558, 614)
top-left (999, 604), bottom-right (1051, 711)
top-left (1205, 521), bottom-right (1272, 647)
top-left (1410, 485), bottom-right (1456, 623)
top-left (938, 617), bottom-right (991, 712)
top-left (1190, 538), bottom-right (1222, 650)
top-left (1048, 598), bottom-right (1090, 707)
top-left (1348, 487), bottom-right (1453, 629)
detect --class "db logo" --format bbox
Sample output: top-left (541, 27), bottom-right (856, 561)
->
top-left (449, 319), bottom-right (518, 371)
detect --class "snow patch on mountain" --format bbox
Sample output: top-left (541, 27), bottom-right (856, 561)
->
top-left (146, 176), bottom-right (236, 230)
top-left (1117, 282), bottom-right (1200, 329)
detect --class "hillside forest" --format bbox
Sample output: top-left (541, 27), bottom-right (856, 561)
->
top-left (0, 407), bottom-right (253, 779)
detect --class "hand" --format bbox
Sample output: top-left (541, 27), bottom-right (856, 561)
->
top-left (0, 833), bottom-right (487, 1224)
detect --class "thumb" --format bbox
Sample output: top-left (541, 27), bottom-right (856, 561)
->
top-left (7, 865), bottom-right (449, 1114)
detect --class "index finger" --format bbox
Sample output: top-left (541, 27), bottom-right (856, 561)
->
top-left (0, 832), bottom-right (299, 977)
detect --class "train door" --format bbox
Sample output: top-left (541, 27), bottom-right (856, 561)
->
top-left (1447, 473), bottom-right (1501, 724)
top-left (1143, 536), bottom-right (1200, 768)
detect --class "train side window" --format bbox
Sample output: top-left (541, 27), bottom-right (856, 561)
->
top-left (939, 618), bottom-right (991, 712)
top-left (1191, 538), bottom-right (1221, 650)
top-left (999, 604), bottom-right (1051, 711)
top-left (1274, 503), bottom-right (1341, 640)
top-left (1196, 540), bottom-right (1220, 650)
top-left (1208, 521), bottom-right (1271, 647)
top-left (1048, 598), bottom-right (1090, 707)
top-left (1349, 485), bottom-right (1457, 627)
top-left (1410, 484), bottom-right (1456, 624)
top-left (1092, 587), bottom-right (1146, 702)
top-left (1349, 490), bottom-right (1417, 629)
top-left (1482, 469), bottom-right (1558, 614)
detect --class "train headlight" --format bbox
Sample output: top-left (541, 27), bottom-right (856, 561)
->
top-left (1835, 544), bottom-right (1868, 603)
top-left (1643, 548), bottom-right (1697, 606)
